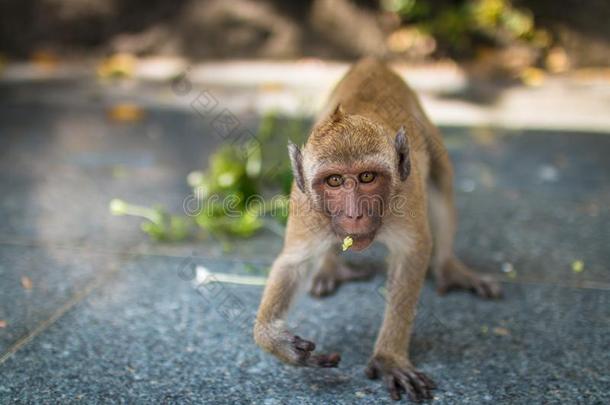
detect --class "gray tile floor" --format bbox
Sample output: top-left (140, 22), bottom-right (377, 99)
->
top-left (0, 80), bottom-right (608, 404)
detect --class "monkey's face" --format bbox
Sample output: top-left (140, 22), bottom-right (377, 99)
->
top-left (312, 165), bottom-right (391, 251)
top-left (289, 109), bottom-right (411, 251)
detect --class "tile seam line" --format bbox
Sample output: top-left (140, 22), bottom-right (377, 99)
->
top-left (0, 238), bottom-right (607, 291)
top-left (0, 262), bottom-right (122, 365)
top-left (0, 238), bottom-right (274, 265)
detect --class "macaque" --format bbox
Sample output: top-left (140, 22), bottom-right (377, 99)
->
top-left (254, 58), bottom-right (501, 401)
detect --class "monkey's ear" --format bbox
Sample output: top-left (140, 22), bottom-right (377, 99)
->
top-left (330, 104), bottom-right (345, 122)
top-left (394, 126), bottom-right (411, 181)
top-left (288, 141), bottom-right (306, 193)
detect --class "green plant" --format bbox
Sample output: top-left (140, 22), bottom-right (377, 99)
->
top-left (109, 112), bottom-right (305, 242)
top-left (109, 199), bottom-right (190, 241)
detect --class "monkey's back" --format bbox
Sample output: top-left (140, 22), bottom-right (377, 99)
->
top-left (323, 58), bottom-right (436, 150)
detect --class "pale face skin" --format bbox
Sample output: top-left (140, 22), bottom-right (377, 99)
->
top-left (311, 163), bottom-right (392, 251)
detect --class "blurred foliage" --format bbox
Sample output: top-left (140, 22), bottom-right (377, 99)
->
top-left (2, 0), bottom-right (608, 67)
top-left (110, 112), bottom-right (306, 243)
top-left (107, 103), bottom-right (145, 122)
top-left (109, 198), bottom-right (190, 242)
top-left (383, 0), bottom-right (549, 56)
top-left (97, 53), bottom-right (136, 79)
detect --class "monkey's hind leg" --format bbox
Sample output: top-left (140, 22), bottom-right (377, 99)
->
top-left (428, 183), bottom-right (502, 299)
top-left (309, 250), bottom-right (375, 298)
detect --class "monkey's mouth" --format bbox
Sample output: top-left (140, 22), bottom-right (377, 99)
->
top-left (337, 231), bottom-right (376, 252)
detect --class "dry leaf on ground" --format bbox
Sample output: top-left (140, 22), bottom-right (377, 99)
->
top-left (493, 326), bottom-right (510, 336)
top-left (21, 276), bottom-right (33, 290)
top-left (107, 104), bottom-right (144, 122)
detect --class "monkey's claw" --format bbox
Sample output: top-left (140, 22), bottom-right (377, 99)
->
top-left (293, 335), bottom-right (315, 352)
top-left (365, 358), bottom-right (436, 402)
top-left (292, 335), bottom-right (341, 368)
top-left (470, 275), bottom-right (502, 299)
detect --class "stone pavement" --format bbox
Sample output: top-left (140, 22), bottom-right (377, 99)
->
top-left (0, 74), bottom-right (608, 404)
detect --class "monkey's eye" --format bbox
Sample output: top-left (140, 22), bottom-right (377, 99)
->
top-left (359, 172), bottom-right (376, 183)
top-left (326, 174), bottom-right (344, 187)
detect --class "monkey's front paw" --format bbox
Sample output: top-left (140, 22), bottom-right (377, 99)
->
top-left (255, 324), bottom-right (341, 368)
top-left (291, 335), bottom-right (341, 367)
top-left (365, 357), bottom-right (436, 402)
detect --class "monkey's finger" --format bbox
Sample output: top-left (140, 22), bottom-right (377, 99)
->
top-left (473, 282), bottom-right (488, 298)
top-left (310, 276), bottom-right (339, 297)
top-left (400, 370), bottom-right (429, 400)
top-left (325, 278), bottom-right (337, 295)
top-left (482, 279), bottom-right (503, 299)
top-left (472, 279), bottom-right (498, 299)
top-left (307, 352), bottom-right (341, 368)
top-left (403, 369), bottom-right (428, 391)
top-left (415, 371), bottom-right (437, 389)
top-left (309, 277), bottom-right (322, 297)
top-left (479, 282), bottom-right (494, 299)
top-left (293, 335), bottom-right (315, 352)
top-left (365, 366), bottom-right (378, 380)
top-left (310, 277), bottom-right (325, 297)
top-left (395, 373), bottom-right (421, 402)
top-left (384, 375), bottom-right (401, 401)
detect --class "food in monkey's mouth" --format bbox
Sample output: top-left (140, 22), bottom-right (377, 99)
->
top-left (341, 236), bottom-right (354, 251)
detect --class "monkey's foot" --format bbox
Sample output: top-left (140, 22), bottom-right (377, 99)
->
top-left (309, 264), bottom-right (374, 298)
top-left (436, 258), bottom-right (502, 299)
top-left (365, 356), bottom-right (436, 402)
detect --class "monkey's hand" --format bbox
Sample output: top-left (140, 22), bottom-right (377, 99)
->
top-left (254, 321), bottom-right (341, 368)
top-left (365, 355), bottom-right (436, 402)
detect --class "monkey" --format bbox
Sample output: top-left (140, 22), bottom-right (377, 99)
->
top-left (253, 58), bottom-right (502, 402)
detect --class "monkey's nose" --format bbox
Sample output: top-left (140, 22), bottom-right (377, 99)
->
top-left (346, 212), bottom-right (364, 220)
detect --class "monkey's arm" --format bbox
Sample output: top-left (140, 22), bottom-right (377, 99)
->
top-left (253, 209), bottom-right (341, 368)
top-left (254, 252), bottom-right (341, 367)
top-left (370, 213), bottom-right (436, 401)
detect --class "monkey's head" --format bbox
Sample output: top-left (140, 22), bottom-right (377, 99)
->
top-left (288, 105), bottom-right (411, 251)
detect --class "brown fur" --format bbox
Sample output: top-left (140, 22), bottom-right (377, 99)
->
top-left (254, 58), bottom-right (502, 401)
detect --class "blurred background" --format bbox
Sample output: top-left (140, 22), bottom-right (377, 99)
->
top-left (0, 1), bottom-right (609, 403)
top-left (2, 0), bottom-right (610, 66)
